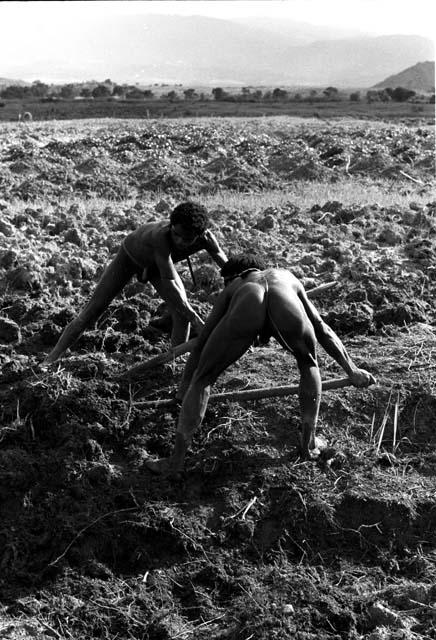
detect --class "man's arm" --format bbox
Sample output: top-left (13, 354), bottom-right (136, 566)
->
top-left (203, 229), bottom-right (228, 268)
top-left (153, 249), bottom-right (204, 327)
top-left (297, 286), bottom-right (375, 387)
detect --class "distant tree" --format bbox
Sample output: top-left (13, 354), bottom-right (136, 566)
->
top-left (388, 86), bottom-right (416, 102)
top-left (252, 89), bottom-right (263, 101)
top-left (92, 84), bottom-right (112, 99)
top-left (80, 87), bottom-right (93, 98)
top-left (102, 79), bottom-right (115, 93)
top-left (308, 89), bottom-right (317, 103)
top-left (165, 90), bottom-right (178, 102)
top-left (183, 88), bottom-right (197, 100)
top-left (31, 81), bottom-right (49, 97)
top-left (60, 84), bottom-right (78, 99)
top-left (377, 89), bottom-right (391, 102)
top-left (366, 90), bottom-right (379, 103)
top-left (143, 89), bottom-right (154, 99)
top-left (0, 85), bottom-right (26, 99)
top-left (212, 87), bottom-right (227, 101)
top-left (126, 87), bottom-right (144, 100)
top-left (293, 92), bottom-right (302, 101)
top-left (349, 91), bottom-right (360, 102)
top-left (429, 94), bottom-right (435, 104)
top-left (112, 85), bottom-right (126, 98)
top-left (272, 87), bottom-right (288, 101)
top-left (323, 86), bottom-right (339, 99)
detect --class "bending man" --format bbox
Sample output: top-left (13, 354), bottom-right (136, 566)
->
top-left (45, 202), bottom-right (227, 363)
top-left (146, 253), bottom-right (375, 474)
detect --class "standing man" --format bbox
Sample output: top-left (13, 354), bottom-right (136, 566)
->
top-left (44, 202), bottom-right (227, 363)
top-left (146, 253), bottom-right (375, 474)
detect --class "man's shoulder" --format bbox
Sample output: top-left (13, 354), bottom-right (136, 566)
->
top-left (124, 221), bottom-right (170, 260)
top-left (268, 268), bottom-right (303, 288)
top-left (126, 220), bottom-right (163, 237)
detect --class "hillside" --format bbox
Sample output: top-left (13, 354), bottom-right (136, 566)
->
top-left (374, 60), bottom-right (435, 91)
top-left (0, 77), bottom-right (27, 87)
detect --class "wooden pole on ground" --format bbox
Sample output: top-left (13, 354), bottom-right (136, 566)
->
top-left (120, 337), bottom-right (197, 380)
top-left (135, 376), bottom-right (364, 408)
top-left (120, 281), bottom-right (337, 380)
top-left (306, 281), bottom-right (337, 298)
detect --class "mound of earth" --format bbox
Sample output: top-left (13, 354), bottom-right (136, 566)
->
top-left (0, 118), bottom-right (434, 200)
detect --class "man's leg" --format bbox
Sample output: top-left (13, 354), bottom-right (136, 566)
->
top-left (145, 328), bottom-right (256, 474)
top-left (267, 290), bottom-right (323, 458)
top-left (44, 248), bottom-right (134, 363)
top-left (150, 271), bottom-right (190, 346)
top-left (296, 351), bottom-right (322, 457)
top-left (146, 284), bottom-right (266, 473)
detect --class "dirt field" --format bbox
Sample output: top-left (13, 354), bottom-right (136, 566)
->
top-left (0, 116), bottom-right (435, 639)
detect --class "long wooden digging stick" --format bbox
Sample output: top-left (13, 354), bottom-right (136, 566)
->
top-left (121, 337), bottom-right (197, 380)
top-left (306, 281), bottom-right (337, 298)
top-left (136, 376), bottom-right (362, 408)
top-left (121, 281), bottom-right (337, 380)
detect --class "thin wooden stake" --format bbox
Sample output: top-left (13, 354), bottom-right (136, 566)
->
top-left (392, 394), bottom-right (399, 452)
top-left (369, 412), bottom-right (376, 442)
top-left (376, 397), bottom-right (391, 454)
top-left (135, 376), bottom-right (371, 408)
top-left (399, 170), bottom-right (424, 185)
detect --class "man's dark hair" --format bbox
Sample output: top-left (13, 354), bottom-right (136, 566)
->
top-left (220, 253), bottom-right (267, 281)
top-left (170, 202), bottom-right (209, 234)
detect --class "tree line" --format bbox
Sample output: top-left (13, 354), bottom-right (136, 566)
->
top-left (0, 80), bottom-right (433, 103)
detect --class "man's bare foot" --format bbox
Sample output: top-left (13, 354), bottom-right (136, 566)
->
top-left (43, 351), bottom-right (61, 365)
top-left (300, 435), bottom-right (328, 460)
top-left (144, 456), bottom-right (182, 477)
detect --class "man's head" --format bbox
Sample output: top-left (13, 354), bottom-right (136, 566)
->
top-left (220, 253), bottom-right (267, 284)
top-left (170, 202), bottom-right (209, 248)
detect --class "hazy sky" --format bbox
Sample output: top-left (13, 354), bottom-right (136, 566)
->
top-left (0, 0), bottom-right (435, 39)
top-left (0, 0), bottom-right (434, 82)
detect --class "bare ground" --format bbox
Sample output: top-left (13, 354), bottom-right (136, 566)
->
top-left (0, 116), bottom-right (435, 639)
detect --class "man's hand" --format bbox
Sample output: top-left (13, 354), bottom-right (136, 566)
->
top-left (349, 368), bottom-right (376, 388)
top-left (191, 313), bottom-right (205, 332)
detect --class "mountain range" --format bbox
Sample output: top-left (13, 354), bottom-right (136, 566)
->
top-left (1, 14), bottom-right (434, 87)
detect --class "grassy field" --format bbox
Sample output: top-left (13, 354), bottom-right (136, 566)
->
top-left (0, 115), bottom-right (435, 639)
top-left (0, 96), bottom-right (434, 122)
